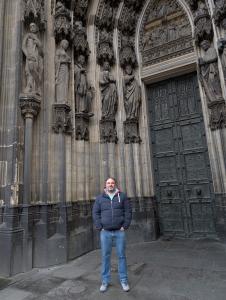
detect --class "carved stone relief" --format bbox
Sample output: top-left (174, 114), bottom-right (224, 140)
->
top-left (140, 0), bottom-right (193, 66)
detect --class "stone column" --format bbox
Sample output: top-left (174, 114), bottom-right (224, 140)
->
top-left (0, 0), bottom-right (25, 276)
top-left (20, 95), bottom-right (41, 203)
top-left (0, 0), bottom-right (5, 89)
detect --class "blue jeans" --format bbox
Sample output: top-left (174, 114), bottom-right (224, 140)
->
top-left (100, 229), bottom-right (128, 284)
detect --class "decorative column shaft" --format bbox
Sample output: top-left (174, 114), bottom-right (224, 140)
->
top-left (20, 95), bottom-right (41, 204)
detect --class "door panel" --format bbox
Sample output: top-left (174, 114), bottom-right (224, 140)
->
top-left (148, 73), bottom-right (216, 237)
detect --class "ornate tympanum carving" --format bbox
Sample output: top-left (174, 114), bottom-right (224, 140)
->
top-left (22, 23), bottom-right (43, 96)
top-left (55, 39), bottom-right (71, 104)
top-left (141, 0), bottom-right (193, 66)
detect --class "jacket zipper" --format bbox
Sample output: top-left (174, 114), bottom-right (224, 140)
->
top-left (111, 198), bottom-right (113, 227)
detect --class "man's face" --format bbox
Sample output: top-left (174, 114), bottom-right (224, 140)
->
top-left (106, 178), bottom-right (116, 192)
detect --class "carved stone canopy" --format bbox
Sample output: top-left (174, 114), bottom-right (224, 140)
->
top-left (95, 1), bottom-right (115, 31)
top-left (73, 21), bottom-right (90, 59)
top-left (194, 2), bottom-right (213, 45)
top-left (74, 0), bottom-right (90, 24)
top-left (118, 6), bottom-right (137, 35)
top-left (54, 1), bottom-right (72, 42)
top-left (97, 30), bottom-right (114, 66)
top-left (120, 36), bottom-right (137, 69)
top-left (213, 0), bottom-right (226, 29)
top-left (22, 0), bottom-right (46, 30)
top-left (124, 0), bottom-right (144, 12)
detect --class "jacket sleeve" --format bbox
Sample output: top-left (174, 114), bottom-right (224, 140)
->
top-left (92, 197), bottom-right (102, 230)
top-left (122, 194), bottom-right (132, 230)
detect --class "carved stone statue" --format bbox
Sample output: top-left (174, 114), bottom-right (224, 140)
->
top-left (22, 23), bottom-right (43, 95)
top-left (198, 40), bottom-right (224, 105)
top-left (123, 64), bottom-right (141, 121)
top-left (55, 39), bottom-right (71, 103)
top-left (99, 61), bottom-right (118, 120)
top-left (75, 54), bottom-right (93, 113)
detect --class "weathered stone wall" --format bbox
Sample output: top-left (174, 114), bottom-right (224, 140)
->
top-left (0, 0), bottom-right (226, 276)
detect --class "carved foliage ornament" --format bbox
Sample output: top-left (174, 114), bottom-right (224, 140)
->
top-left (22, 0), bottom-right (46, 29)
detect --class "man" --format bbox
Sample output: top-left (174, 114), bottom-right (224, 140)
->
top-left (92, 177), bottom-right (132, 292)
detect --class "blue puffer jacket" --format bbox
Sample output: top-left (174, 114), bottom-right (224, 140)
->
top-left (92, 191), bottom-right (132, 231)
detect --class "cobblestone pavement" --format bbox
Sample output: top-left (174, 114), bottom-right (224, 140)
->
top-left (1, 238), bottom-right (226, 300)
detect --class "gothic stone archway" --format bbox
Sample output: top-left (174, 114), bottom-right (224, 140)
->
top-left (140, 0), bottom-right (216, 237)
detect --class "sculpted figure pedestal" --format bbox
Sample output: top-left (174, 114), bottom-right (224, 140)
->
top-left (22, 23), bottom-right (43, 96)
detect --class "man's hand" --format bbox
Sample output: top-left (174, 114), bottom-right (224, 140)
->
top-left (120, 227), bottom-right (124, 231)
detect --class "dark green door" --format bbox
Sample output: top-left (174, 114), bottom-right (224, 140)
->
top-left (148, 73), bottom-right (216, 237)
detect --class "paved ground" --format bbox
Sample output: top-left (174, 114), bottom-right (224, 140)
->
top-left (1, 238), bottom-right (226, 300)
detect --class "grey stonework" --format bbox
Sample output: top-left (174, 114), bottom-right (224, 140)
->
top-left (0, 0), bottom-right (226, 277)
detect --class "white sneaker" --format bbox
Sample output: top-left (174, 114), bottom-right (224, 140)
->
top-left (121, 282), bottom-right (130, 292)
top-left (100, 282), bottom-right (108, 292)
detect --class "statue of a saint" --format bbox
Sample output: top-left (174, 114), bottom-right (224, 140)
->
top-left (99, 61), bottom-right (118, 120)
top-left (55, 39), bottom-right (71, 103)
top-left (22, 23), bottom-right (43, 95)
top-left (123, 64), bottom-right (141, 121)
top-left (198, 40), bottom-right (224, 105)
top-left (75, 54), bottom-right (92, 113)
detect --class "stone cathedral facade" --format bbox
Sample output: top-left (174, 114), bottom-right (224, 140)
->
top-left (0, 0), bottom-right (226, 276)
